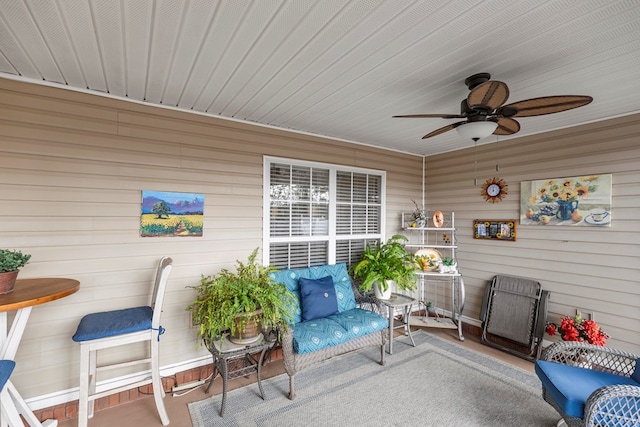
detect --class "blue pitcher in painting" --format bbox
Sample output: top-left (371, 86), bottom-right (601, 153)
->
top-left (556, 200), bottom-right (578, 220)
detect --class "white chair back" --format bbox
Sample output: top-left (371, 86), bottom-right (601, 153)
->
top-left (150, 256), bottom-right (172, 330)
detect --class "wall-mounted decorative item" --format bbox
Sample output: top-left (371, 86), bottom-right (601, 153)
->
top-left (141, 190), bottom-right (204, 237)
top-left (520, 174), bottom-right (612, 227)
top-left (481, 177), bottom-right (508, 203)
top-left (473, 219), bottom-right (517, 241)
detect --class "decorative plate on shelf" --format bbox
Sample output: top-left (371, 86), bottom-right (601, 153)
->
top-left (432, 210), bottom-right (444, 228)
top-left (414, 248), bottom-right (442, 271)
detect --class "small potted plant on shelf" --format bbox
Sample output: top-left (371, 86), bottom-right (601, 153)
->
top-left (0, 249), bottom-right (31, 294)
top-left (186, 248), bottom-right (297, 346)
top-left (438, 257), bottom-right (457, 274)
top-left (352, 234), bottom-right (417, 300)
top-left (410, 199), bottom-right (427, 228)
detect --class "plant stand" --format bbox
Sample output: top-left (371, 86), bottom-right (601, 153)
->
top-left (204, 332), bottom-right (276, 417)
top-left (377, 293), bottom-right (416, 354)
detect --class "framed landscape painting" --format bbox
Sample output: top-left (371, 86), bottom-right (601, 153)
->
top-left (140, 190), bottom-right (204, 237)
top-left (520, 174), bottom-right (612, 227)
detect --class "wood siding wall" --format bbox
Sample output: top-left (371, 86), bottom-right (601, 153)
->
top-left (0, 78), bottom-right (423, 404)
top-left (425, 114), bottom-right (640, 354)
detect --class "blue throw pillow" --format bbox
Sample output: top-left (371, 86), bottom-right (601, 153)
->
top-left (299, 276), bottom-right (339, 322)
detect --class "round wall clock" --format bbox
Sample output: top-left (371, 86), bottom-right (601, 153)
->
top-left (482, 177), bottom-right (508, 203)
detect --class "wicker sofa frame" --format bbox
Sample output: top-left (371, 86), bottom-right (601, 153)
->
top-left (279, 280), bottom-right (388, 400)
top-left (538, 340), bottom-right (640, 427)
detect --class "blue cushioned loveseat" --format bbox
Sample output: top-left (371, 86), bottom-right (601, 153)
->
top-left (269, 263), bottom-right (388, 399)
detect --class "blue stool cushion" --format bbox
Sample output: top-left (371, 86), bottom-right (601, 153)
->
top-left (72, 306), bottom-right (153, 342)
top-left (0, 360), bottom-right (16, 391)
top-left (299, 276), bottom-right (339, 322)
top-left (535, 360), bottom-right (640, 418)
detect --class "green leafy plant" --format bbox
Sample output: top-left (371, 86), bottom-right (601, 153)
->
top-left (352, 234), bottom-right (417, 294)
top-left (186, 248), bottom-right (297, 344)
top-left (441, 257), bottom-right (455, 266)
top-left (0, 249), bottom-right (31, 273)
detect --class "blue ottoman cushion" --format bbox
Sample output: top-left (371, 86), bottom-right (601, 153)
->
top-left (72, 306), bottom-right (153, 342)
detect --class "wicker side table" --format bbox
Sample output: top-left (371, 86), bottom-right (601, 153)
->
top-left (205, 332), bottom-right (275, 416)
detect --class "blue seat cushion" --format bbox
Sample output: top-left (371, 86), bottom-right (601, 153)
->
top-left (328, 308), bottom-right (388, 340)
top-left (0, 360), bottom-right (16, 391)
top-left (72, 306), bottom-right (153, 342)
top-left (299, 276), bottom-right (339, 322)
top-left (292, 317), bottom-right (350, 354)
top-left (291, 309), bottom-right (387, 354)
top-left (269, 263), bottom-right (357, 324)
top-left (535, 360), bottom-right (640, 418)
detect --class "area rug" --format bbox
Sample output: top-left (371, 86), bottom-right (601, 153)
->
top-left (189, 330), bottom-right (558, 426)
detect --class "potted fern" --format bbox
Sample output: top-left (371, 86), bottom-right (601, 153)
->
top-left (352, 235), bottom-right (417, 299)
top-left (187, 248), bottom-right (297, 346)
top-left (0, 249), bottom-right (31, 294)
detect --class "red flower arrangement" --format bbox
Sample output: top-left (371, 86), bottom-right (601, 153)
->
top-left (545, 313), bottom-right (609, 346)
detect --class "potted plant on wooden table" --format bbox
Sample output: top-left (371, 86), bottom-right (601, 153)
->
top-left (352, 234), bottom-right (417, 300)
top-left (0, 249), bottom-right (31, 294)
top-left (187, 248), bottom-right (297, 347)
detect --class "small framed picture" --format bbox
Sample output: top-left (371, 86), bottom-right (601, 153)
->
top-left (473, 219), bottom-right (517, 241)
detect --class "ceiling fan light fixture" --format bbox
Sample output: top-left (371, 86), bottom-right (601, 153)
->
top-left (456, 121), bottom-right (498, 142)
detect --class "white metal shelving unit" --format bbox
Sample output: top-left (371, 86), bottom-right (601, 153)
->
top-left (401, 210), bottom-right (465, 341)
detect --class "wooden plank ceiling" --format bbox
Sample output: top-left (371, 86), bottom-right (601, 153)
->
top-left (0, 0), bottom-right (639, 156)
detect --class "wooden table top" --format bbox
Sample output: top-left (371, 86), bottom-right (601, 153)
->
top-left (0, 278), bottom-right (80, 312)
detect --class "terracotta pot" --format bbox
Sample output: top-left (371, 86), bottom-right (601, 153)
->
top-left (229, 309), bottom-right (263, 344)
top-left (0, 270), bottom-right (19, 294)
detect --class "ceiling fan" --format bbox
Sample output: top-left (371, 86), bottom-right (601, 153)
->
top-left (393, 73), bottom-right (593, 141)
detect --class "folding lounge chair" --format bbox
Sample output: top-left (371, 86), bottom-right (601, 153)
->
top-left (480, 274), bottom-right (549, 360)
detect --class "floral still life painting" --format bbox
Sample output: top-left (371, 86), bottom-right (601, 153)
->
top-left (141, 190), bottom-right (204, 237)
top-left (520, 174), bottom-right (612, 227)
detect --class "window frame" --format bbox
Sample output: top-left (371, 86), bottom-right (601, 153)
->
top-left (263, 156), bottom-right (386, 267)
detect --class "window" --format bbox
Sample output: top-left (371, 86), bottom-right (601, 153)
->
top-left (264, 157), bottom-right (384, 269)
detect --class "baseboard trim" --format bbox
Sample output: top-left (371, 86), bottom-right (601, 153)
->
top-left (26, 354), bottom-right (211, 411)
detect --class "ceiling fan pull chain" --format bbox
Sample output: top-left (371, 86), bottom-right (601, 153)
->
top-left (474, 140), bottom-right (478, 186)
top-left (495, 135), bottom-right (500, 171)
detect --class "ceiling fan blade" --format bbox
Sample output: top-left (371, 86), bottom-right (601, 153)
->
top-left (493, 117), bottom-right (520, 135)
top-left (467, 81), bottom-right (509, 110)
top-left (393, 113), bottom-right (464, 119)
top-left (422, 122), bottom-right (465, 139)
top-left (500, 95), bottom-right (593, 117)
